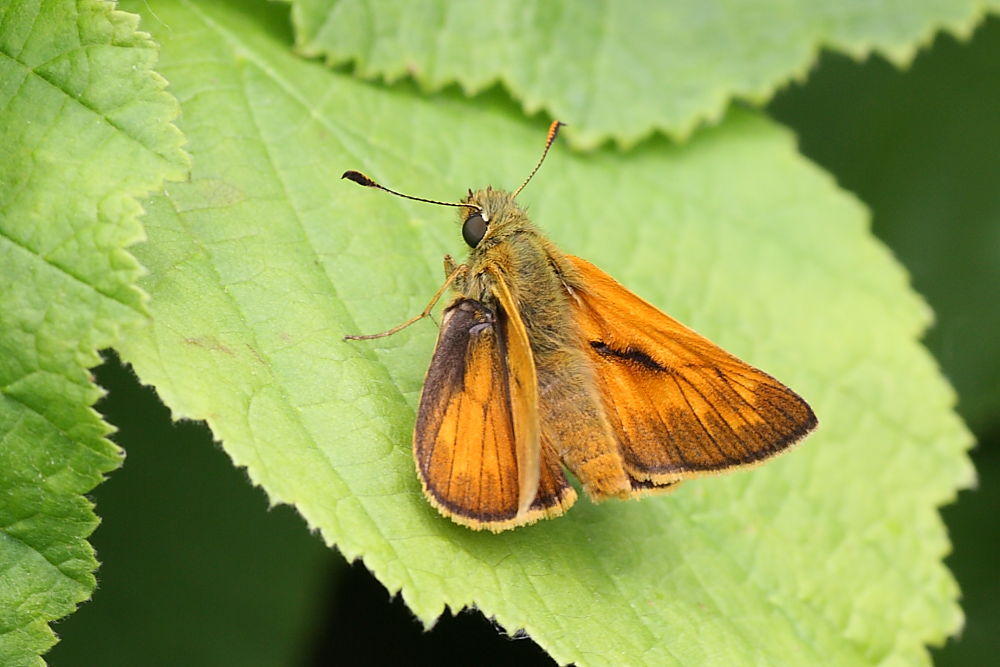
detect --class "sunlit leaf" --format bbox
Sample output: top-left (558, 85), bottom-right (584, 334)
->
top-left (108, 1), bottom-right (973, 664)
top-left (0, 0), bottom-right (186, 663)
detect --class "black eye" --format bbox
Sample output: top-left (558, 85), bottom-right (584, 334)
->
top-left (462, 212), bottom-right (488, 247)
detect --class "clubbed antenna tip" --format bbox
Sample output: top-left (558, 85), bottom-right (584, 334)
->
top-left (341, 170), bottom-right (478, 211)
top-left (342, 170), bottom-right (376, 187)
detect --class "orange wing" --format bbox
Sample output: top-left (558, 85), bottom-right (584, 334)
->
top-left (414, 298), bottom-right (576, 531)
top-left (566, 256), bottom-right (817, 489)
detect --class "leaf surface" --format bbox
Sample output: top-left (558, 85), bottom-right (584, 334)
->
top-left (114, 1), bottom-right (972, 664)
top-left (0, 0), bottom-right (186, 663)
top-left (289, 0), bottom-right (997, 147)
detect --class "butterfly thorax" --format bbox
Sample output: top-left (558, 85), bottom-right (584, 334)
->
top-left (458, 187), bottom-right (581, 357)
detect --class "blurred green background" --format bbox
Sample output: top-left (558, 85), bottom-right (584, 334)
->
top-left (48, 14), bottom-right (998, 667)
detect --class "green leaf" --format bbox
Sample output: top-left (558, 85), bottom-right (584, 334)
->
top-left (287, 0), bottom-right (994, 148)
top-left (112, 1), bottom-right (972, 664)
top-left (0, 0), bottom-right (187, 663)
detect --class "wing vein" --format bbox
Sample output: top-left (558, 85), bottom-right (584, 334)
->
top-left (683, 373), bottom-right (750, 459)
top-left (667, 373), bottom-right (718, 465)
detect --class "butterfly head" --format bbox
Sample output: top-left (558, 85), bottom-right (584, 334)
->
top-left (459, 186), bottom-right (530, 249)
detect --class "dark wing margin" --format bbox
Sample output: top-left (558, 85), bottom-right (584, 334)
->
top-left (413, 298), bottom-right (575, 532)
top-left (565, 256), bottom-right (817, 488)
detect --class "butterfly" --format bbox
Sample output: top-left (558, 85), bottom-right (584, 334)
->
top-left (344, 121), bottom-right (816, 532)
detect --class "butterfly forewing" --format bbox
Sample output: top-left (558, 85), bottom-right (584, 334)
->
top-left (489, 267), bottom-right (542, 516)
top-left (414, 299), bottom-right (575, 531)
top-left (566, 256), bottom-right (817, 486)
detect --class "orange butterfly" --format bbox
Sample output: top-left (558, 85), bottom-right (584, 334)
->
top-left (344, 122), bottom-right (816, 532)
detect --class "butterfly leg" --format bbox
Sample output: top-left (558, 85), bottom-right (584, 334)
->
top-left (344, 263), bottom-right (467, 340)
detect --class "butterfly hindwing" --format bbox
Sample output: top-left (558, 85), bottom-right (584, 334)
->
top-left (414, 297), bottom-right (575, 531)
top-left (565, 256), bottom-right (817, 488)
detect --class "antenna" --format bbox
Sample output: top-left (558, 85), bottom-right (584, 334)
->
top-left (341, 170), bottom-right (480, 211)
top-left (511, 120), bottom-right (565, 199)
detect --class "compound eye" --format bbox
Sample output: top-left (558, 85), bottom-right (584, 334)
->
top-left (462, 212), bottom-right (488, 247)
